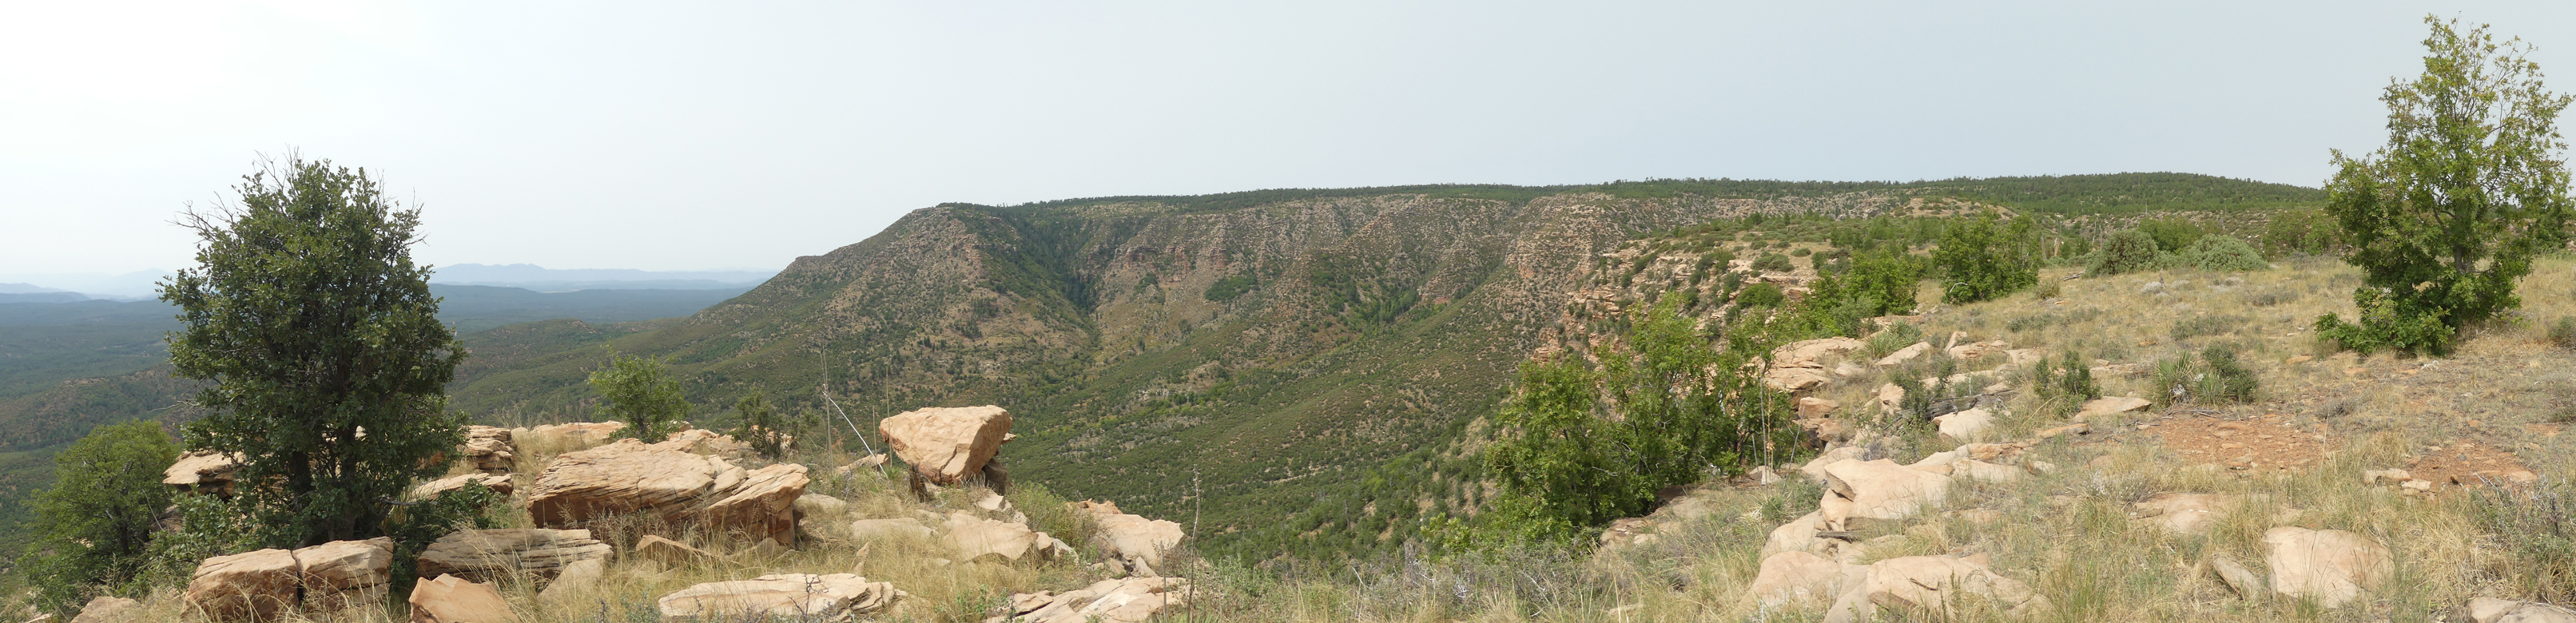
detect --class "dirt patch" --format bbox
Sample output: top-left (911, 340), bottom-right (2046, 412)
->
top-left (2145, 412), bottom-right (2332, 474)
top-left (2403, 441), bottom-right (2533, 492)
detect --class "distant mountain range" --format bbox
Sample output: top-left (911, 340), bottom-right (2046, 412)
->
top-left (428, 264), bottom-right (777, 291)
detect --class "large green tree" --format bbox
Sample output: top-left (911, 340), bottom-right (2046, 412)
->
top-left (588, 351), bottom-right (690, 441)
top-left (162, 156), bottom-right (466, 546)
top-left (2317, 17), bottom-right (2573, 355)
top-left (1934, 213), bottom-right (2042, 304)
top-left (18, 421), bottom-right (177, 615)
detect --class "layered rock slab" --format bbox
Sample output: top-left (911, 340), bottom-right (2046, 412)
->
top-left (654, 573), bottom-right (900, 621)
top-left (417, 529), bottom-right (611, 584)
top-left (879, 405), bottom-right (1013, 486)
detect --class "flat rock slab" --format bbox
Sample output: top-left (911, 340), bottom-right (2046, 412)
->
top-left (655, 573), bottom-right (900, 621)
top-left (417, 529), bottom-right (610, 584)
top-left (185, 549), bottom-right (302, 622)
top-left (1000, 577), bottom-right (1189, 623)
top-left (2264, 527), bottom-right (2391, 609)
top-left (409, 573), bottom-right (519, 623)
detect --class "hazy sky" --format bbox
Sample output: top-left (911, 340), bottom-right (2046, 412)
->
top-left (5, 1), bottom-right (2572, 275)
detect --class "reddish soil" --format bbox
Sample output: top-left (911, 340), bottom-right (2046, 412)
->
top-left (2143, 412), bottom-right (2332, 474)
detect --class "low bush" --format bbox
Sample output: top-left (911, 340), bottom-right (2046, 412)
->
top-left (2552, 317), bottom-right (2576, 349)
top-left (1866, 322), bottom-right (1926, 357)
top-left (2173, 235), bottom-right (2269, 272)
top-left (1751, 252), bottom-right (1795, 272)
top-left (2153, 343), bottom-right (2260, 406)
top-left (1735, 283), bottom-right (1786, 308)
top-left (2087, 230), bottom-right (2165, 276)
top-left (2471, 477), bottom-right (2576, 601)
top-left (2170, 315), bottom-right (2248, 341)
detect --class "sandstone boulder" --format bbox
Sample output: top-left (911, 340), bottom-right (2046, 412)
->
top-left (2132, 494), bottom-right (2229, 537)
top-left (416, 529), bottom-right (611, 584)
top-left (165, 450), bottom-right (244, 496)
top-left (1944, 339), bottom-right (2010, 360)
top-left (1932, 407), bottom-right (1994, 442)
top-left (1759, 511), bottom-right (1834, 558)
top-left (1792, 418), bottom-right (1848, 448)
top-left (1763, 367), bottom-right (1834, 394)
top-left (1075, 501), bottom-right (1185, 573)
top-left (1874, 342), bottom-right (1932, 367)
top-left (945, 512), bottom-right (1060, 563)
top-left (296, 538), bottom-right (394, 613)
top-left (511, 422), bottom-right (626, 454)
top-left (796, 494), bottom-right (850, 517)
top-left (2210, 557), bottom-right (2265, 601)
top-left (185, 549), bottom-right (301, 622)
top-left (655, 573), bottom-right (900, 621)
top-left (1875, 383), bottom-right (1906, 415)
top-left (407, 574), bottom-right (518, 623)
top-left (880, 405), bottom-right (1013, 486)
top-left (462, 426), bottom-right (515, 474)
top-left (2469, 597), bottom-right (2576, 623)
top-left (69, 597), bottom-right (141, 623)
top-left (415, 473), bottom-right (515, 498)
top-left (1824, 554), bottom-right (2045, 622)
top-left (698, 463), bottom-right (809, 546)
top-left (1799, 446), bottom-right (1870, 482)
top-left (1816, 459), bottom-right (1951, 530)
top-left (997, 577), bottom-right (1188, 623)
top-left (1796, 396), bottom-right (1841, 419)
top-left (2263, 527), bottom-right (2391, 609)
top-left (535, 558), bottom-right (605, 604)
top-left (527, 438), bottom-right (741, 526)
top-left (2076, 397), bottom-right (2155, 421)
top-left (1949, 459), bottom-right (2021, 484)
top-left (1743, 551), bottom-right (1864, 609)
top-left (654, 428), bottom-right (751, 458)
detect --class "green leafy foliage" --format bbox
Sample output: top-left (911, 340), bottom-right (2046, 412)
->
top-left (1203, 275), bottom-right (1257, 302)
top-left (729, 391), bottom-right (792, 459)
top-left (2173, 236), bottom-right (2269, 272)
top-left (161, 156), bottom-right (466, 547)
top-left (1934, 214), bottom-right (2042, 304)
top-left (2153, 344), bottom-right (2260, 406)
top-left (588, 351), bottom-right (690, 442)
top-left (135, 493), bottom-right (252, 591)
top-left (2087, 230), bottom-right (2165, 276)
top-left (2260, 208), bottom-right (2344, 256)
top-left (1735, 283), bottom-right (1786, 308)
top-left (2317, 18), bottom-right (2574, 356)
top-left (2032, 351), bottom-right (2102, 417)
top-left (383, 484), bottom-right (503, 597)
top-left (1750, 252), bottom-right (1795, 272)
top-left (1482, 294), bottom-right (1791, 546)
top-left (17, 421), bottom-right (175, 615)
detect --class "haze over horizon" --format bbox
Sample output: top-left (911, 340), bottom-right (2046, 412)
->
top-left (6, 1), bottom-right (2571, 275)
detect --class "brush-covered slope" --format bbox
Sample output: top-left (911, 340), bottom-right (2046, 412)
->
top-left (443, 174), bottom-right (2323, 549)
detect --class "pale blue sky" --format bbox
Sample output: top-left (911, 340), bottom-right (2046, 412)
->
top-left (3, 1), bottom-right (2570, 275)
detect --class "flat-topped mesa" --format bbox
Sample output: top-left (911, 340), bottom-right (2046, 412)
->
top-left (878, 405), bottom-right (1014, 495)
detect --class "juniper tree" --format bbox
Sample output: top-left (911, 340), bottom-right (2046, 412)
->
top-left (589, 351), bottom-right (690, 441)
top-left (162, 156), bottom-right (466, 546)
top-left (2316, 17), bottom-right (2574, 355)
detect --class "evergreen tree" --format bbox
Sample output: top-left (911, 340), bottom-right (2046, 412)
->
top-left (19, 421), bottom-right (177, 615)
top-left (162, 156), bottom-right (465, 546)
top-left (589, 351), bottom-right (690, 441)
top-left (1934, 213), bottom-right (2041, 303)
top-left (2316, 17), bottom-right (2573, 355)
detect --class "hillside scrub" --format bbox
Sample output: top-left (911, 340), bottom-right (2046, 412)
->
top-left (2173, 234), bottom-right (2271, 272)
top-left (1934, 213), bottom-right (2042, 304)
top-left (17, 421), bottom-right (174, 616)
top-left (2087, 229), bottom-right (2165, 276)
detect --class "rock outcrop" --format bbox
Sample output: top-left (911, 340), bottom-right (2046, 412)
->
top-left (2469, 597), bottom-right (2576, 623)
top-left (407, 574), bottom-right (519, 623)
top-left (2263, 527), bottom-right (2391, 609)
top-left (462, 426), bottom-right (515, 474)
top-left (509, 422), bottom-right (625, 454)
top-left (1815, 459), bottom-right (1951, 530)
top-left (416, 529), bottom-right (611, 584)
top-left (523, 438), bottom-right (809, 546)
top-left (944, 511), bottom-right (1071, 563)
top-left (2077, 396), bottom-right (2154, 421)
top-left (164, 450), bottom-right (243, 497)
top-left (879, 405), bottom-right (1014, 486)
top-left (1743, 551), bottom-right (1862, 609)
top-left (990, 577), bottom-right (1189, 623)
top-left (1075, 501), bottom-right (1186, 576)
top-left (295, 538), bottom-right (395, 613)
top-left (414, 472), bottom-right (515, 498)
top-left (1823, 554), bottom-right (2047, 621)
top-left (2131, 494), bottom-right (2229, 537)
top-left (655, 573), bottom-right (901, 621)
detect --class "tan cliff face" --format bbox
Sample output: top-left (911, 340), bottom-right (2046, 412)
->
top-left (446, 188), bottom-right (1926, 538)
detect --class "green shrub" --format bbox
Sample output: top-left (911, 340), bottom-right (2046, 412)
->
top-left (19, 421), bottom-right (177, 615)
top-left (2553, 317), bottom-right (2576, 349)
top-left (2153, 344), bottom-right (2260, 406)
top-left (1789, 248), bottom-right (1811, 257)
top-left (2315, 288), bottom-right (2457, 356)
top-left (2087, 230), bottom-right (2165, 276)
top-left (1934, 214), bottom-right (2041, 304)
top-left (1866, 322), bottom-right (1926, 357)
top-left (1751, 252), bottom-right (1795, 272)
top-left (2033, 351), bottom-right (2102, 415)
top-left (2174, 235), bottom-right (2269, 272)
top-left (2139, 219), bottom-right (2206, 252)
top-left (2033, 276), bottom-right (2061, 299)
top-left (1203, 274), bottom-right (1257, 302)
top-left (1735, 283), bottom-right (1787, 308)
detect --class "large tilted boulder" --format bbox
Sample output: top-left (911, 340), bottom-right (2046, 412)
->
top-left (994, 577), bottom-right (1189, 623)
top-left (1074, 501), bottom-right (1185, 575)
top-left (2264, 527), bottom-right (2391, 609)
top-left (70, 596), bottom-right (142, 623)
top-left (1815, 459), bottom-right (1951, 531)
top-left (408, 574), bottom-right (519, 623)
top-left (184, 550), bottom-right (304, 622)
top-left (462, 426), bottom-right (515, 474)
top-left (416, 529), bottom-right (611, 584)
top-left (165, 450), bottom-right (244, 497)
top-left (523, 438), bottom-right (809, 546)
top-left (880, 406), bottom-right (1013, 486)
top-left (655, 573), bottom-right (901, 621)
